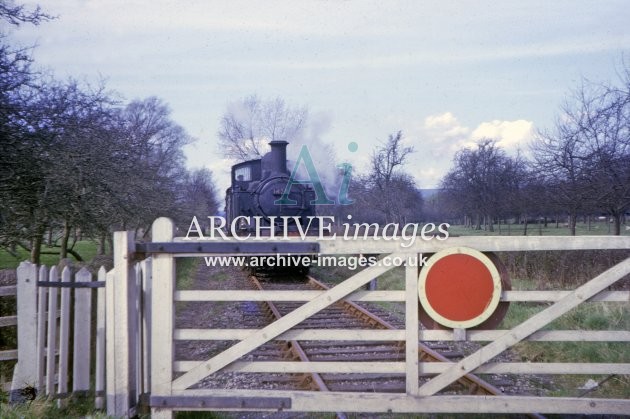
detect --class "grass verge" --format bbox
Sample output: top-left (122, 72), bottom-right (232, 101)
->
top-left (0, 392), bottom-right (110, 418)
top-left (498, 277), bottom-right (630, 398)
top-left (0, 241), bottom-right (99, 270)
top-left (447, 220), bottom-right (630, 237)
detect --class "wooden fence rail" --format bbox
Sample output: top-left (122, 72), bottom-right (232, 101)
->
top-left (1, 284), bottom-right (18, 391)
top-left (7, 260), bottom-right (151, 409)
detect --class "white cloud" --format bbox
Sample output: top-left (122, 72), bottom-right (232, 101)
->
top-left (422, 112), bottom-right (470, 147)
top-left (399, 112), bottom-right (535, 188)
top-left (415, 112), bottom-right (534, 155)
top-left (470, 119), bottom-right (534, 153)
top-left (424, 112), bottom-right (462, 133)
top-left (411, 166), bottom-right (442, 189)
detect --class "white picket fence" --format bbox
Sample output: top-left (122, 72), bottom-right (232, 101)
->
top-left (0, 282), bottom-right (18, 391)
top-left (8, 259), bottom-right (152, 410)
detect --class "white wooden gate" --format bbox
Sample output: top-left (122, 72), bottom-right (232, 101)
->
top-left (109, 217), bottom-right (630, 417)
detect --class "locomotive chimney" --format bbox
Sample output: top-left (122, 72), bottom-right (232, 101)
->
top-left (269, 140), bottom-right (288, 174)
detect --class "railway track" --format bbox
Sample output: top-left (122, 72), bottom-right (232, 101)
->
top-left (248, 274), bottom-right (506, 397)
top-left (182, 266), bottom-right (543, 418)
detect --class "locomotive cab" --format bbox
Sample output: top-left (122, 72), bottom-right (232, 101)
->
top-left (232, 159), bottom-right (261, 189)
top-left (225, 140), bottom-right (318, 235)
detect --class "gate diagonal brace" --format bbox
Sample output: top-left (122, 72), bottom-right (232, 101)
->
top-left (171, 255), bottom-right (402, 390)
top-left (307, 276), bottom-right (505, 398)
top-left (417, 256), bottom-right (630, 397)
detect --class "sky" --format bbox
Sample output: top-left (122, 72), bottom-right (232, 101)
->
top-left (6, 0), bottom-right (630, 191)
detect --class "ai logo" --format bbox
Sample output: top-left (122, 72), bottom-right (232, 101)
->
top-left (274, 142), bottom-right (358, 206)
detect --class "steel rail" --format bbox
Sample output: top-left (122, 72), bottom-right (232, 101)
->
top-left (307, 275), bottom-right (503, 395)
top-left (307, 275), bottom-right (545, 419)
top-left (249, 276), bottom-right (348, 419)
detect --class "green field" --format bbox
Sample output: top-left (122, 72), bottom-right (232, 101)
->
top-left (447, 220), bottom-right (630, 237)
top-left (0, 241), bottom-right (99, 270)
top-left (496, 276), bottom-right (630, 398)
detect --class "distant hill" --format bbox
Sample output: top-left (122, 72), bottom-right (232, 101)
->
top-left (419, 189), bottom-right (441, 198)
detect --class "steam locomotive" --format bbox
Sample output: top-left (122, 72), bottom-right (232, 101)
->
top-left (224, 140), bottom-right (317, 274)
top-left (225, 140), bottom-right (319, 232)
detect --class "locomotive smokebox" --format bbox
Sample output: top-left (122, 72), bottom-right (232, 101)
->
top-left (268, 140), bottom-right (288, 174)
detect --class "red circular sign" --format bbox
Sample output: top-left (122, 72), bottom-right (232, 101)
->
top-left (425, 253), bottom-right (495, 321)
top-left (418, 247), bottom-right (503, 329)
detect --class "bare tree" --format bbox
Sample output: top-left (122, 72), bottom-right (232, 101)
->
top-left (0, 0), bottom-right (54, 26)
top-left (350, 131), bottom-right (422, 224)
top-left (112, 97), bottom-right (192, 234)
top-left (441, 140), bottom-right (527, 231)
top-left (218, 95), bottom-right (307, 160)
top-left (176, 168), bottom-right (219, 229)
top-left (0, 15), bottom-right (212, 261)
top-left (532, 124), bottom-right (590, 235)
top-left (578, 78), bottom-right (630, 235)
top-left (0, 38), bottom-right (44, 261)
top-left (370, 131), bottom-right (414, 187)
top-left (0, 76), bottom-right (200, 262)
top-left (532, 72), bottom-right (630, 235)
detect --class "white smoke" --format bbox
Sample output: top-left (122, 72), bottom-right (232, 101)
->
top-left (218, 95), bottom-right (341, 200)
top-left (285, 110), bottom-right (341, 200)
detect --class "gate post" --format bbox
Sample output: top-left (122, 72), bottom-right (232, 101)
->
top-left (107, 231), bottom-right (138, 417)
top-left (150, 217), bottom-right (175, 419)
top-left (10, 262), bottom-right (38, 402)
top-left (405, 255), bottom-right (419, 395)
